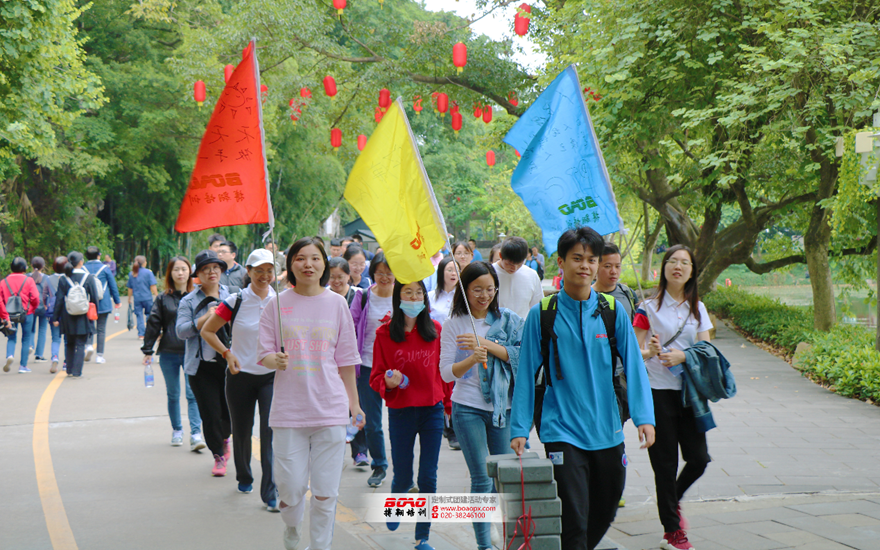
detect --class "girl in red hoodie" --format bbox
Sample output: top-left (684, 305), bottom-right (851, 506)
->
top-left (370, 279), bottom-right (445, 550)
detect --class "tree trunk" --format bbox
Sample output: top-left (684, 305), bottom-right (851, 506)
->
top-left (641, 203), bottom-right (663, 281)
top-left (804, 201), bottom-right (836, 331)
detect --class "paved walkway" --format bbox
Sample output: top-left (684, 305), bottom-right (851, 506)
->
top-left (2, 321), bottom-right (879, 549)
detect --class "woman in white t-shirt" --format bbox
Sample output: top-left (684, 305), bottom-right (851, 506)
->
top-left (257, 238), bottom-right (363, 550)
top-left (633, 245), bottom-right (713, 550)
top-left (428, 256), bottom-right (458, 325)
top-left (439, 261), bottom-right (524, 550)
top-left (201, 249), bottom-right (279, 512)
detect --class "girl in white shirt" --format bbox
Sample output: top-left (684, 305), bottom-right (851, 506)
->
top-left (428, 256), bottom-right (459, 325)
top-left (632, 245), bottom-right (713, 550)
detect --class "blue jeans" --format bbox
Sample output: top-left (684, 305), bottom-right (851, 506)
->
top-left (388, 402), bottom-right (444, 541)
top-left (158, 353), bottom-right (201, 433)
top-left (28, 314), bottom-right (49, 358)
top-left (452, 402), bottom-right (512, 549)
top-left (134, 299), bottom-right (153, 337)
top-left (50, 323), bottom-right (63, 360)
top-left (6, 314), bottom-right (35, 367)
top-left (357, 366), bottom-right (387, 469)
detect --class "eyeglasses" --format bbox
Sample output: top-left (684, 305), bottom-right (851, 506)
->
top-left (665, 259), bottom-right (693, 267)
top-left (454, 251), bottom-right (472, 258)
top-left (469, 287), bottom-right (496, 297)
top-left (349, 262), bottom-right (366, 269)
top-left (401, 290), bottom-right (425, 300)
top-left (374, 271), bottom-right (394, 281)
top-left (329, 274), bottom-right (348, 282)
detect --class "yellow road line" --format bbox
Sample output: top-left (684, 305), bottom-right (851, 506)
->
top-left (34, 327), bottom-right (129, 549)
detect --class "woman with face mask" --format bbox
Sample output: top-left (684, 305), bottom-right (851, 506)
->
top-left (369, 279), bottom-right (445, 550)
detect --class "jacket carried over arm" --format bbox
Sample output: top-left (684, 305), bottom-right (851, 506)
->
top-left (682, 341), bottom-right (737, 433)
top-left (509, 289), bottom-right (655, 451)
top-left (481, 308), bottom-right (525, 428)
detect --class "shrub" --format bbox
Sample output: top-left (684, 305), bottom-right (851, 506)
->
top-left (703, 286), bottom-right (814, 354)
top-left (800, 325), bottom-right (880, 403)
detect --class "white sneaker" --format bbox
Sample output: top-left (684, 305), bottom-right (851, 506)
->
top-left (3, 356), bottom-right (13, 373)
top-left (96, 355), bottom-right (106, 364)
top-left (283, 524), bottom-right (302, 550)
top-left (190, 433), bottom-right (207, 452)
top-left (84, 346), bottom-right (94, 362)
top-left (171, 430), bottom-right (184, 446)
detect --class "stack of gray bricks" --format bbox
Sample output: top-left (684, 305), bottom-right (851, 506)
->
top-left (486, 452), bottom-right (562, 550)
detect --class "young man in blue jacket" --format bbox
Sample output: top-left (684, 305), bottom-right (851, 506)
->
top-left (510, 226), bottom-right (656, 550)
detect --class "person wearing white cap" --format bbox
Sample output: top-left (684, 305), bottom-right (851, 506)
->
top-left (201, 248), bottom-right (280, 511)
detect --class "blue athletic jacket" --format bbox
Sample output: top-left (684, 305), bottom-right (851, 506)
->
top-left (682, 341), bottom-right (736, 433)
top-left (509, 289), bottom-right (655, 451)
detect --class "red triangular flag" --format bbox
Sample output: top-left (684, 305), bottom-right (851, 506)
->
top-left (175, 40), bottom-right (272, 233)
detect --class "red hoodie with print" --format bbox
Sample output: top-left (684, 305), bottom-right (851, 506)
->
top-left (369, 320), bottom-right (446, 409)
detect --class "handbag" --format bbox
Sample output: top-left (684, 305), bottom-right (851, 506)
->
top-left (87, 302), bottom-right (98, 321)
top-left (127, 303), bottom-right (135, 331)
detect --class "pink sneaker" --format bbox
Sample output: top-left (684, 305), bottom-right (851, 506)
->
top-left (661, 529), bottom-right (694, 550)
top-left (676, 504), bottom-right (690, 530)
top-left (212, 454), bottom-right (227, 477)
top-left (222, 438), bottom-right (231, 461)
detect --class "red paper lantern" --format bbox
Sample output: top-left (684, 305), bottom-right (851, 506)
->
top-left (333, 0), bottom-right (346, 16)
top-left (260, 84), bottom-right (268, 104)
top-left (323, 76), bottom-right (337, 99)
top-left (508, 91), bottom-right (519, 107)
top-left (451, 101), bottom-right (459, 114)
top-left (473, 102), bottom-right (482, 118)
top-left (300, 87), bottom-right (312, 99)
top-left (452, 42), bottom-right (467, 74)
top-left (290, 105), bottom-right (301, 126)
top-left (514, 3), bottom-right (531, 36)
top-left (515, 149), bottom-right (521, 158)
top-left (193, 80), bottom-right (206, 109)
top-left (375, 106), bottom-right (384, 123)
top-left (224, 65), bottom-right (234, 83)
top-left (358, 134), bottom-right (367, 151)
top-left (413, 95), bottom-right (423, 115)
top-left (437, 93), bottom-right (449, 116)
top-left (378, 88), bottom-right (391, 111)
top-left (482, 105), bottom-right (493, 124)
top-left (486, 150), bottom-right (496, 167)
top-left (331, 128), bottom-right (342, 151)
top-left (451, 111), bottom-right (462, 134)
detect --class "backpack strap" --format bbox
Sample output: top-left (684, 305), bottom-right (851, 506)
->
top-left (595, 293), bottom-right (621, 366)
top-left (539, 294), bottom-right (561, 386)
top-left (229, 293), bottom-right (243, 328)
top-left (361, 287), bottom-right (369, 309)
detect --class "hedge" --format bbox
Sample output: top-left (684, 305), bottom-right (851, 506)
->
top-left (704, 286), bottom-right (880, 404)
top-left (702, 286), bottom-right (814, 355)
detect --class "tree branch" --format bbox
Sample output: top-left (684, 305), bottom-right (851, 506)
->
top-left (406, 73), bottom-right (520, 114)
top-left (744, 254), bottom-right (805, 274)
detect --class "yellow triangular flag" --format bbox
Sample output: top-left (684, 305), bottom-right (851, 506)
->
top-left (344, 98), bottom-right (447, 284)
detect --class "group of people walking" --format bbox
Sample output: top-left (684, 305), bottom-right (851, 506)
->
top-left (1, 248), bottom-right (120, 376)
top-left (1, 226), bottom-right (725, 550)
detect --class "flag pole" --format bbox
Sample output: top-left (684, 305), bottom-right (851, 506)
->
top-left (619, 228), bottom-right (660, 338)
top-left (444, 234), bottom-right (489, 370)
top-left (252, 36), bottom-right (285, 354)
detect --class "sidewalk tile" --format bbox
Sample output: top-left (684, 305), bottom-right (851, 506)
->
top-left (824, 513), bottom-right (880, 528)
top-left (775, 515), bottom-right (879, 550)
top-left (702, 507), bottom-right (810, 525)
top-left (690, 525), bottom-right (787, 549)
top-left (737, 521), bottom-right (798, 536)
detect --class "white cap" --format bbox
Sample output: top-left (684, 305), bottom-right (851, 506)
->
top-left (245, 248), bottom-right (275, 268)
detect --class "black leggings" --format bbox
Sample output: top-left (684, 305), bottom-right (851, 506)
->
top-left (647, 389), bottom-right (711, 532)
top-left (188, 361), bottom-right (231, 457)
top-left (226, 370), bottom-right (275, 503)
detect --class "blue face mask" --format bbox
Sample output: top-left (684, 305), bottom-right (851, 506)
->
top-left (399, 300), bottom-right (426, 319)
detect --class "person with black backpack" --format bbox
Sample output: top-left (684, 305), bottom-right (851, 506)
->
top-left (201, 249), bottom-right (279, 512)
top-left (2, 257), bottom-right (41, 373)
top-left (175, 250), bottom-right (232, 478)
top-left (142, 256), bottom-right (204, 452)
top-left (51, 252), bottom-right (99, 378)
top-left (509, 227), bottom-right (656, 550)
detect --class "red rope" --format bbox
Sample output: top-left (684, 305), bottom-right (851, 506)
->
top-left (505, 454), bottom-right (535, 550)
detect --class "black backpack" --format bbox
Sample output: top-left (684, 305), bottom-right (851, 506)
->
top-left (533, 292), bottom-right (630, 438)
top-left (194, 294), bottom-right (242, 359)
top-left (4, 278), bottom-right (28, 324)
